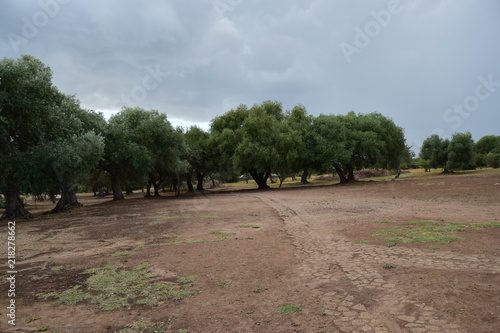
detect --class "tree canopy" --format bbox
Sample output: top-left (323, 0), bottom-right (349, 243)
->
top-left (2, 54), bottom-right (496, 219)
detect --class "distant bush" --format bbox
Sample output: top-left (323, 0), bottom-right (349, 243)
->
top-left (0, 196), bottom-right (5, 209)
top-left (487, 153), bottom-right (500, 168)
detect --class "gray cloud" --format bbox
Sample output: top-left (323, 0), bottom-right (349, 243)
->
top-left (1, 0), bottom-right (499, 150)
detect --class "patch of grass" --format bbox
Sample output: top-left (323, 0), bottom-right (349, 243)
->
top-left (216, 280), bottom-right (231, 288)
top-left (386, 242), bottom-right (397, 247)
top-left (383, 264), bottom-right (396, 269)
top-left (114, 319), bottom-right (176, 333)
top-left (373, 220), bottom-right (393, 224)
top-left (408, 220), bottom-right (439, 226)
top-left (177, 276), bottom-right (196, 288)
top-left (276, 304), bottom-right (303, 314)
top-left (427, 246), bottom-right (441, 250)
top-left (371, 220), bottom-right (500, 245)
top-left (38, 285), bottom-right (91, 305)
top-left (111, 251), bottom-right (131, 257)
top-left (37, 325), bottom-right (49, 331)
top-left (38, 263), bottom-right (198, 311)
top-left (240, 224), bottom-right (261, 229)
top-left (252, 286), bottom-right (269, 293)
top-left (353, 240), bottom-right (369, 244)
top-left (25, 316), bottom-right (42, 323)
top-left (210, 230), bottom-right (236, 237)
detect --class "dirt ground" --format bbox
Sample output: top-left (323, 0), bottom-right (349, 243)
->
top-left (1, 169), bottom-right (499, 333)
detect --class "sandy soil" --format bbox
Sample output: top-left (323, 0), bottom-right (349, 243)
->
top-left (1, 169), bottom-right (499, 333)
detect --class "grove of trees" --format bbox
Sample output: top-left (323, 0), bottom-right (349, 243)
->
top-left (1, 55), bottom-right (496, 220)
top-left (419, 132), bottom-right (500, 172)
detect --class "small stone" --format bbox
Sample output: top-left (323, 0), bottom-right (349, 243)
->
top-left (397, 315), bottom-right (416, 322)
top-left (353, 304), bottom-right (367, 311)
top-left (429, 320), bottom-right (447, 326)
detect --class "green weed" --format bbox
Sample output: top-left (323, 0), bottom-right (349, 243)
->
top-left (371, 220), bottom-right (499, 245)
top-left (114, 319), bottom-right (177, 333)
top-left (111, 251), bottom-right (131, 257)
top-left (210, 230), bottom-right (235, 237)
top-left (276, 304), bottom-right (303, 314)
top-left (38, 263), bottom-right (198, 311)
top-left (216, 280), bottom-right (231, 287)
top-left (240, 224), bottom-right (261, 229)
top-left (252, 286), bottom-right (269, 293)
top-left (25, 316), bottom-right (42, 323)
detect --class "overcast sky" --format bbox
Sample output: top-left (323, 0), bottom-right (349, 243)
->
top-left (1, 0), bottom-right (499, 152)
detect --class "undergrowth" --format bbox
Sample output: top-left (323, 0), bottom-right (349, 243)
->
top-left (38, 263), bottom-right (198, 310)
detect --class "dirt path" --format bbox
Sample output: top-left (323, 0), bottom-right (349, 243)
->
top-left (252, 193), bottom-right (471, 332)
top-left (1, 170), bottom-right (499, 333)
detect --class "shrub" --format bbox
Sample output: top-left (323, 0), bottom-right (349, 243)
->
top-left (486, 153), bottom-right (500, 168)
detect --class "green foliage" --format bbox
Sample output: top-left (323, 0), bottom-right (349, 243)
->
top-left (38, 263), bottom-right (198, 310)
top-left (486, 153), bottom-right (500, 168)
top-left (276, 304), bottom-right (303, 314)
top-left (446, 132), bottom-right (475, 171)
top-left (420, 134), bottom-right (449, 170)
top-left (114, 319), bottom-right (177, 333)
top-left (372, 221), bottom-right (500, 244)
top-left (216, 279), bottom-right (232, 287)
top-left (101, 108), bottom-right (186, 199)
top-left (313, 111), bottom-right (407, 181)
top-left (475, 135), bottom-right (500, 154)
top-left (0, 55), bottom-right (106, 217)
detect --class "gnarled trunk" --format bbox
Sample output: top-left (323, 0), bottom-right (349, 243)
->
top-left (196, 173), bottom-right (205, 191)
top-left (51, 183), bottom-right (82, 213)
top-left (1, 188), bottom-right (32, 220)
top-left (153, 181), bottom-right (161, 196)
top-left (347, 165), bottom-right (355, 181)
top-left (248, 168), bottom-right (270, 189)
top-left (301, 168), bottom-right (309, 184)
top-left (334, 164), bottom-right (349, 183)
top-left (145, 180), bottom-right (152, 197)
top-left (186, 174), bottom-right (194, 192)
top-left (111, 174), bottom-right (124, 201)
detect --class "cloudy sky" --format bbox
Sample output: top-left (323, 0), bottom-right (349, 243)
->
top-left (1, 0), bottom-right (499, 152)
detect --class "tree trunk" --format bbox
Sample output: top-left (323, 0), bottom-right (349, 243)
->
top-left (1, 188), bottom-right (32, 220)
top-left (111, 174), bottom-right (124, 200)
top-left (186, 174), bottom-right (194, 192)
top-left (51, 183), bottom-right (82, 213)
top-left (153, 181), bottom-right (161, 196)
top-left (248, 169), bottom-right (270, 189)
top-left (145, 180), bottom-right (152, 197)
top-left (347, 165), bottom-right (355, 181)
top-left (301, 168), bottom-right (309, 184)
top-left (334, 165), bottom-right (349, 183)
top-left (196, 173), bottom-right (205, 191)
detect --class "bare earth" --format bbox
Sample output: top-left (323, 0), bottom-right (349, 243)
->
top-left (1, 169), bottom-right (499, 333)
